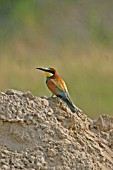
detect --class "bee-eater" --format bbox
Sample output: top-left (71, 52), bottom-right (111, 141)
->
top-left (36, 67), bottom-right (81, 114)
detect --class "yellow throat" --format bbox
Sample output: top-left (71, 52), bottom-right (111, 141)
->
top-left (45, 72), bottom-right (53, 77)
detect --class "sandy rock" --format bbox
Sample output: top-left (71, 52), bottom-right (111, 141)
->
top-left (0, 89), bottom-right (113, 170)
top-left (47, 148), bottom-right (57, 157)
top-left (92, 114), bottom-right (113, 131)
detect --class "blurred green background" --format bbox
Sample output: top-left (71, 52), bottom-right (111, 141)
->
top-left (0, 0), bottom-right (113, 118)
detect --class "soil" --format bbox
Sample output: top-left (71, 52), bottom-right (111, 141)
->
top-left (0, 89), bottom-right (113, 170)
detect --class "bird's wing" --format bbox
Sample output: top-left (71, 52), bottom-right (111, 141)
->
top-left (47, 78), bottom-right (73, 105)
top-left (51, 78), bottom-right (68, 93)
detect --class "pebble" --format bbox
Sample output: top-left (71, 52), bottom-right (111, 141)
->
top-left (41, 98), bottom-right (49, 107)
top-left (57, 115), bottom-right (65, 122)
top-left (6, 89), bottom-right (14, 95)
top-left (47, 149), bottom-right (57, 157)
top-left (23, 91), bottom-right (35, 100)
top-left (2, 165), bottom-right (10, 170)
top-left (26, 119), bottom-right (32, 125)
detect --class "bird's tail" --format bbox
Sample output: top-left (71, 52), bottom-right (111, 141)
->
top-left (59, 95), bottom-right (81, 114)
top-left (65, 98), bottom-right (81, 113)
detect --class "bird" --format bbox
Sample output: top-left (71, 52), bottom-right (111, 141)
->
top-left (36, 67), bottom-right (81, 114)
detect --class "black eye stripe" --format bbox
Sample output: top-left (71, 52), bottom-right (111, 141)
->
top-left (51, 71), bottom-right (55, 74)
top-left (46, 70), bottom-right (54, 74)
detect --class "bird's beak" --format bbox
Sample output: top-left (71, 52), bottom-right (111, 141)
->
top-left (36, 67), bottom-right (50, 72)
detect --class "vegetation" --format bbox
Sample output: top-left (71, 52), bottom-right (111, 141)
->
top-left (0, 1), bottom-right (113, 118)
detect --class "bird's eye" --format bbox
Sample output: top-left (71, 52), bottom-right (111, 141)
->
top-left (51, 70), bottom-right (55, 74)
top-left (48, 69), bottom-right (55, 74)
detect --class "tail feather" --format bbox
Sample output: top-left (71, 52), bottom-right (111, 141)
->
top-left (57, 94), bottom-right (81, 114)
top-left (64, 98), bottom-right (80, 113)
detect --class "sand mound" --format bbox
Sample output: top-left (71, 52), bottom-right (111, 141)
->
top-left (0, 89), bottom-right (113, 170)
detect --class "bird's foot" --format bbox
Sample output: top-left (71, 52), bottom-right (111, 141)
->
top-left (51, 94), bottom-right (56, 98)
